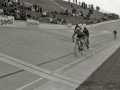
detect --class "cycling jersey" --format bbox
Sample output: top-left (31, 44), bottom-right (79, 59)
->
top-left (75, 29), bottom-right (85, 38)
top-left (75, 25), bottom-right (81, 31)
top-left (72, 25), bottom-right (85, 41)
top-left (83, 29), bottom-right (89, 37)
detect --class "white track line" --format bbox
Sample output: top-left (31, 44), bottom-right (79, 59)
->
top-left (16, 78), bottom-right (43, 90)
top-left (55, 40), bottom-right (119, 72)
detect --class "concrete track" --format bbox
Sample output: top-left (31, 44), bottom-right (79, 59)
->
top-left (76, 47), bottom-right (120, 90)
top-left (0, 21), bottom-right (120, 90)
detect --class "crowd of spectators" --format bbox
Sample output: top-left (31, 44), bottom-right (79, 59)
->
top-left (49, 17), bottom-right (67, 24)
top-left (0, 0), bottom-right (45, 20)
top-left (67, 0), bottom-right (119, 24)
top-left (67, 1), bottom-right (97, 22)
top-left (0, 0), bottom-right (26, 20)
top-left (0, 0), bottom-right (70, 25)
top-left (0, 0), bottom-right (119, 25)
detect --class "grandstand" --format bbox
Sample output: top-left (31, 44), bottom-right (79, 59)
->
top-left (20, 0), bottom-right (65, 11)
top-left (0, 0), bottom-right (119, 24)
top-left (57, 0), bottom-right (105, 22)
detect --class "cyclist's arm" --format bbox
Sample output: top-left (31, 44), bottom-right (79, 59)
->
top-left (72, 32), bottom-right (76, 42)
top-left (74, 26), bottom-right (77, 32)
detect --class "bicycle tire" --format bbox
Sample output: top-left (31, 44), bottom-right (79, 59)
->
top-left (74, 43), bottom-right (83, 57)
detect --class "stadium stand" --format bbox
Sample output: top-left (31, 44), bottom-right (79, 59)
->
top-left (0, 0), bottom-right (119, 25)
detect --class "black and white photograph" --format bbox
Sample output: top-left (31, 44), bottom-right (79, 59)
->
top-left (0, 0), bottom-right (120, 90)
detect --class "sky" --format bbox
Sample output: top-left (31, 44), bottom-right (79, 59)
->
top-left (64, 0), bottom-right (120, 15)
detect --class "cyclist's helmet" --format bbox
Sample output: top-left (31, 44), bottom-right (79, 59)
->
top-left (76, 24), bottom-right (78, 26)
top-left (84, 27), bottom-right (87, 30)
top-left (75, 26), bottom-right (82, 34)
top-left (76, 26), bottom-right (82, 31)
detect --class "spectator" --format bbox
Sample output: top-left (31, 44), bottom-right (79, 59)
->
top-left (79, 1), bottom-right (81, 5)
top-left (65, 9), bottom-right (69, 15)
top-left (96, 6), bottom-right (100, 11)
top-left (50, 18), bottom-right (53, 23)
top-left (17, 1), bottom-right (20, 5)
top-left (39, 7), bottom-right (42, 13)
top-left (53, 14), bottom-right (56, 18)
top-left (89, 9), bottom-right (93, 14)
top-left (80, 10), bottom-right (83, 17)
top-left (68, 0), bottom-right (70, 4)
top-left (76, 0), bottom-right (77, 4)
top-left (41, 11), bottom-right (47, 17)
top-left (72, 8), bottom-right (76, 14)
top-left (91, 4), bottom-right (94, 10)
top-left (0, 9), bottom-right (3, 15)
top-left (71, 4), bottom-right (73, 8)
top-left (88, 4), bottom-right (91, 8)
top-left (85, 4), bottom-right (87, 8)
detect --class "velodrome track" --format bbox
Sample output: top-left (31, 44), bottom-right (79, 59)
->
top-left (0, 21), bottom-right (120, 90)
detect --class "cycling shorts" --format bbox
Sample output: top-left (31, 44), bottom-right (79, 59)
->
top-left (77, 34), bottom-right (84, 38)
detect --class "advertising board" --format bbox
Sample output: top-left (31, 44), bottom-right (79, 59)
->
top-left (27, 19), bottom-right (39, 27)
top-left (0, 15), bottom-right (14, 27)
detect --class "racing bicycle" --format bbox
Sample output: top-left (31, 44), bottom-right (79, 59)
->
top-left (74, 38), bottom-right (85, 57)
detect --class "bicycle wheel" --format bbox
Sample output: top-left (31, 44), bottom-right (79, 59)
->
top-left (74, 43), bottom-right (79, 57)
top-left (74, 43), bottom-right (83, 57)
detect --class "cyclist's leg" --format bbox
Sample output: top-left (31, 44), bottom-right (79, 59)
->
top-left (84, 36), bottom-right (87, 45)
top-left (76, 38), bottom-right (79, 45)
top-left (84, 36), bottom-right (89, 49)
top-left (75, 38), bottom-right (80, 48)
top-left (114, 33), bottom-right (116, 39)
top-left (115, 34), bottom-right (116, 39)
top-left (86, 37), bottom-right (89, 48)
top-left (79, 38), bottom-right (84, 50)
top-left (85, 36), bottom-right (89, 45)
top-left (87, 37), bottom-right (89, 45)
top-left (76, 38), bottom-right (81, 52)
top-left (83, 38), bottom-right (87, 50)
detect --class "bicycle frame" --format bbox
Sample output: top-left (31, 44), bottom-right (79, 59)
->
top-left (74, 38), bottom-right (85, 56)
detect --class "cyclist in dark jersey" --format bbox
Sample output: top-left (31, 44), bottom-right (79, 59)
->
top-left (83, 27), bottom-right (89, 38)
top-left (72, 25), bottom-right (86, 50)
top-left (83, 27), bottom-right (90, 48)
top-left (113, 30), bottom-right (117, 39)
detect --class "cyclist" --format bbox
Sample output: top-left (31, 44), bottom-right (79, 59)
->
top-left (72, 25), bottom-right (86, 50)
top-left (83, 27), bottom-right (90, 48)
top-left (74, 24), bottom-right (81, 32)
top-left (113, 30), bottom-right (117, 39)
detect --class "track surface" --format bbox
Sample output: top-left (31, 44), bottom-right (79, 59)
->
top-left (0, 21), bottom-right (119, 90)
top-left (76, 47), bottom-right (120, 90)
